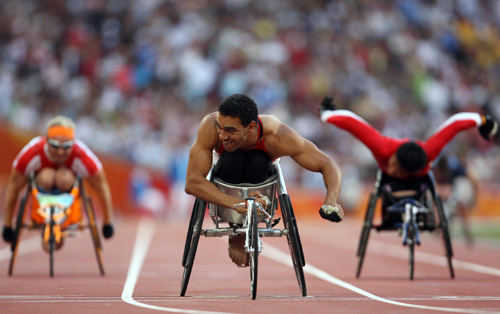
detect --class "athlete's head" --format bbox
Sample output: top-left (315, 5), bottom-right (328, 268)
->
top-left (395, 142), bottom-right (428, 173)
top-left (46, 115), bottom-right (76, 163)
top-left (218, 94), bottom-right (258, 127)
top-left (216, 94), bottom-right (259, 152)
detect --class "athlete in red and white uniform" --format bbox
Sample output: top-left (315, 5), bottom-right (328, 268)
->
top-left (14, 136), bottom-right (102, 178)
top-left (2, 116), bottom-right (115, 243)
top-left (318, 97), bottom-right (498, 179)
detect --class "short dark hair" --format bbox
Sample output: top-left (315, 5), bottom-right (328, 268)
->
top-left (396, 142), bottom-right (428, 173)
top-left (218, 94), bottom-right (258, 127)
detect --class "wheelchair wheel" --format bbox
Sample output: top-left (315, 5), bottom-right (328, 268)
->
top-left (407, 213), bottom-right (415, 280)
top-left (80, 181), bottom-right (105, 276)
top-left (279, 194), bottom-right (307, 297)
top-left (249, 204), bottom-right (259, 300)
top-left (356, 192), bottom-right (377, 278)
top-left (49, 206), bottom-right (55, 277)
top-left (8, 185), bottom-right (31, 276)
top-left (180, 198), bottom-right (206, 296)
top-left (435, 195), bottom-right (454, 279)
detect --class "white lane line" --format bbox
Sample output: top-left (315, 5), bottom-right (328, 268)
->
top-left (0, 236), bottom-right (41, 262)
top-left (368, 239), bottom-right (500, 277)
top-left (325, 232), bottom-right (500, 277)
top-left (121, 218), bottom-right (237, 314)
top-left (261, 244), bottom-right (499, 314)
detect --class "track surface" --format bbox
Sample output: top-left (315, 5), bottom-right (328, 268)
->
top-left (1, 215), bottom-right (499, 314)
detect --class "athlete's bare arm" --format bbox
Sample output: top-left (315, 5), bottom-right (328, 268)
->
top-left (87, 169), bottom-right (114, 225)
top-left (3, 168), bottom-right (28, 228)
top-left (185, 113), bottom-right (248, 214)
top-left (262, 115), bottom-right (343, 208)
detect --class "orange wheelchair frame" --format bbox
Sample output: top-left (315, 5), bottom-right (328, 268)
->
top-left (8, 173), bottom-right (105, 277)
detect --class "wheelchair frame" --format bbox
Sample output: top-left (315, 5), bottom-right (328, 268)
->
top-left (180, 162), bottom-right (307, 299)
top-left (356, 170), bottom-right (454, 280)
top-left (8, 174), bottom-right (105, 277)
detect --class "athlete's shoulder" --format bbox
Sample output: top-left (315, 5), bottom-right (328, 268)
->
top-left (18, 136), bottom-right (45, 155)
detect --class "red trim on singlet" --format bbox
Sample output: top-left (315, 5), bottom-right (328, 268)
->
top-left (216, 117), bottom-right (266, 154)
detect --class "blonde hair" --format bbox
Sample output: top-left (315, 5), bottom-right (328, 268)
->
top-left (46, 115), bottom-right (75, 130)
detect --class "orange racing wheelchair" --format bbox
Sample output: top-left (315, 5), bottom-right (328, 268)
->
top-left (8, 173), bottom-right (105, 277)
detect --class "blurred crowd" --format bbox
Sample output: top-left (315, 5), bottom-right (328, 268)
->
top-left (1, 0), bottom-right (500, 194)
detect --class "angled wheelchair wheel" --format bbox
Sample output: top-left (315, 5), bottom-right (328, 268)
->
top-left (249, 204), bottom-right (259, 300)
top-left (8, 185), bottom-right (31, 276)
top-left (279, 194), bottom-right (307, 297)
top-left (80, 179), bottom-right (105, 275)
top-left (435, 195), bottom-right (454, 279)
top-left (180, 198), bottom-right (206, 296)
top-left (356, 192), bottom-right (378, 278)
top-left (49, 207), bottom-right (55, 277)
top-left (407, 214), bottom-right (415, 280)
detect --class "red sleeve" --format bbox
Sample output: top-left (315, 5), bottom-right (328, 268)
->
top-left (321, 110), bottom-right (403, 166)
top-left (422, 112), bottom-right (482, 163)
top-left (68, 140), bottom-right (102, 177)
top-left (13, 137), bottom-right (44, 176)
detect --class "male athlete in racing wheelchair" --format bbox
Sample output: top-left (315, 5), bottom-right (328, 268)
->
top-left (318, 96), bottom-right (498, 279)
top-left (182, 94), bottom-right (344, 298)
top-left (2, 116), bottom-right (115, 276)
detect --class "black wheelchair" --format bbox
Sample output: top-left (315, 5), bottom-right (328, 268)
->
top-left (180, 162), bottom-right (306, 299)
top-left (356, 170), bottom-right (454, 280)
top-left (8, 173), bottom-right (105, 277)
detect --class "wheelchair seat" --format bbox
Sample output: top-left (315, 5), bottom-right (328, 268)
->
top-left (209, 174), bottom-right (277, 225)
top-left (376, 174), bottom-right (434, 231)
top-left (30, 179), bottom-right (83, 230)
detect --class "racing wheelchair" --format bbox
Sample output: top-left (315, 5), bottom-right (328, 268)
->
top-left (180, 162), bottom-right (306, 300)
top-left (356, 170), bottom-right (454, 280)
top-left (8, 173), bottom-right (105, 277)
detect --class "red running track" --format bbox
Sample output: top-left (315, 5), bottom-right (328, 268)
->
top-left (1, 216), bottom-right (499, 314)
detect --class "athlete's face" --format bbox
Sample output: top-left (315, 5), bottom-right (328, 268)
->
top-left (216, 114), bottom-right (253, 152)
top-left (386, 154), bottom-right (411, 179)
top-left (47, 135), bottom-right (74, 164)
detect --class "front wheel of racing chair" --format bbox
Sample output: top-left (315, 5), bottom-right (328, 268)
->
top-left (48, 206), bottom-right (56, 277)
top-left (248, 199), bottom-right (260, 300)
top-left (180, 197), bottom-right (207, 297)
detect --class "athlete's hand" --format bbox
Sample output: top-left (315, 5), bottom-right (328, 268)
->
top-left (102, 223), bottom-right (114, 239)
top-left (318, 96), bottom-right (336, 117)
top-left (2, 225), bottom-right (14, 243)
top-left (319, 203), bottom-right (344, 223)
top-left (248, 191), bottom-right (270, 210)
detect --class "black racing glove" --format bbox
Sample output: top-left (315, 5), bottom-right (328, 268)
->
top-left (318, 96), bottom-right (337, 117)
top-left (2, 225), bottom-right (14, 243)
top-left (479, 114), bottom-right (498, 140)
top-left (102, 223), bottom-right (114, 239)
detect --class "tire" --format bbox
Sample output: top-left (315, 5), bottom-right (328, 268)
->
top-left (279, 194), bottom-right (307, 297)
top-left (435, 195), bottom-right (454, 279)
top-left (249, 204), bottom-right (259, 300)
top-left (408, 213), bottom-right (415, 280)
top-left (356, 193), bottom-right (377, 278)
top-left (80, 180), bottom-right (105, 276)
top-left (49, 206), bottom-right (55, 277)
top-left (8, 186), bottom-right (30, 276)
top-left (180, 199), bottom-right (206, 296)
